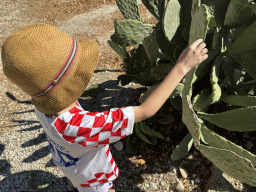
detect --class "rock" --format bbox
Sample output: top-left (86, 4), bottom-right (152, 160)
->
top-left (204, 164), bottom-right (243, 192)
top-left (113, 141), bottom-right (123, 151)
top-left (169, 166), bottom-right (177, 174)
top-left (176, 180), bottom-right (185, 191)
top-left (150, 182), bottom-right (157, 190)
top-left (245, 141), bottom-right (254, 151)
top-left (179, 167), bottom-right (188, 179)
top-left (195, 178), bottom-right (201, 184)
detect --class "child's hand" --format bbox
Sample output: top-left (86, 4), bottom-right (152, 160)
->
top-left (176, 39), bottom-right (208, 74)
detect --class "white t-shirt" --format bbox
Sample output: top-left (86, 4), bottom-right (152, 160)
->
top-left (34, 101), bottom-right (134, 188)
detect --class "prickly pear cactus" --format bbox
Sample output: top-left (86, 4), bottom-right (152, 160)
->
top-left (115, 0), bottom-right (142, 21)
top-left (162, 0), bottom-right (181, 42)
top-left (111, 19), bottom-right (154, 46)
top-left (110, 0), bottom-right (256, 186)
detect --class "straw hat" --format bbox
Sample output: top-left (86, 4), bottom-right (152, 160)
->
top-left (1, 23), bottom-right (99, 114)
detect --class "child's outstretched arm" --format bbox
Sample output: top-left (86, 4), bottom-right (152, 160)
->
top-left (133, 39), bottom-right (208, 123)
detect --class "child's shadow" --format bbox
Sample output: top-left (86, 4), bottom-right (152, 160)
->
top-left (0, 143), bottom-right (67, 191)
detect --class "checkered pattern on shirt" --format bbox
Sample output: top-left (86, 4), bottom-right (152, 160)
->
top-left (54, 104), bottom-right (130, 148)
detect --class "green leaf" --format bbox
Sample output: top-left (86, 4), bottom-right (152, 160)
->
top-left (221, 94), bottom-right (256, 107)
top-left (142, 0), bottom-right (165, 20)
top-left (142, 30), bottom-right (159, 63)
top-left (226, 22), bottom-right (256, 81)
top-left (171, 132), bottom-right (193, 160)
top-left (198, 124), bottom-right (256, 187)
top-left (115, 0), bottom-right (142, 21)
top-left (163, 0), bottom-right (181, 43)
top-left (197, 106), bottom-right (256, 132)
top-left (189, 4), bottom-right (210, 46)
top-left (107, 40), bottom-right (127, 59)
top-left (110, 19), bottom-right (155, 46)
top-left (224, 0), bottom-right (255, 28)
top-left (126, 134), bottom-right (139, 154)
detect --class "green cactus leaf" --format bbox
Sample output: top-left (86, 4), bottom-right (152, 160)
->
top-left (115, 0), bottom-right (142, 21)
top-left (214, 0), bottom-right (231, 27)
top-left (171, 132), bottom-right (193, 160)
top-left (142, 30), bottom-right (159, 63)
top-left (213, 26), bottom-right (233, 53)
top-left (178, 0), bottom-right (192, 42)
top-left (182, 95), bottom-right (204, 147)
top-left (117, 74), bottom-right (134, 86)
top-left (139, 121), bottom-right (165, 139)
top-left (197, 106), bottom-right (256, 132)
top-left (170, 94), bottom-right (183, 110)
top-left (170, 83), bottom-right (184, 99)
top-left (107, 40), bottom-right (127, 59)
top-left (142, 0), bottom-right (165, 20)
top-left (220, 56), bottom-right (247, 95)
top-left (224, 0), bottom-right (255, 28)
top-left (193, 55), bottom-right (222, 112)
top-left (189, 4), bottom-right (210, 46)
top-left (230, 23), bottom-right (247, 41)
top-left (198, 125), bottom-right (256, 186)
top-left (159, 114), bottom-right (175, 124)
top-left (220, 94), bottom-right (256, 107)
top-left (126, 134), bottom-right (139, 154)
top-left (134, 122), bottom-right (158, 144)
top-left (162, 0), bottom-right (181, 43)
top-left (155, 26), bottom-right (177, 63)
top-left (110, 19), bottom-right (155, 46)
top-left (226, 22), bottom-right (256, 81)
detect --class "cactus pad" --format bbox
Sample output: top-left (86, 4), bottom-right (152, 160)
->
top-left (220, 94), bottom-right (256, 107)
top-left (224, 0), bottom-right (255, 28)
top-left (115, 0), bottom-right (142, 21)
top-left (197, 106), bottom-right (256, 132)
top-left (189, 4), bottom-right (210, 46)
top-left (142, 0), bottom-right (165, 20)
top-left (171, 132), bottom-right (193, 160)
top-left (226, 22), bottom-right (256, 81)
top-left (142, 31), bottom-right (159, 63)
top-left (198, 124), bottom-right (256, 186)
top-left (162, 0), bottom-right (181, 42)
top-left (111, 19), bottom-right (154, 46)
top-left (107, 40), bottom-right (127, 59)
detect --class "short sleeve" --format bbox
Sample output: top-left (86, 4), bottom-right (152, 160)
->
top-left (54, 106), bottom-right (135, 148)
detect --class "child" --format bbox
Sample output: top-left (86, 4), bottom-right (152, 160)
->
top-left (1, 23), bottom-right (208, 192)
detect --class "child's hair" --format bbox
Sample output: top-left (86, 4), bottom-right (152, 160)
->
top-left (1, 23), bottom-right (99, 114)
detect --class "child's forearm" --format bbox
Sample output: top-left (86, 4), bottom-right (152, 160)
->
top-left (140, 62), bottom-right (188, 119)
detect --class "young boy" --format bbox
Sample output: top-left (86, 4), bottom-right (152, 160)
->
top-left (1, 23), bottom-right (208, 192)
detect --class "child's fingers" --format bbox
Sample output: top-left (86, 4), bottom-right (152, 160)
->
top-left (190, 38), bottom-right (204, 50)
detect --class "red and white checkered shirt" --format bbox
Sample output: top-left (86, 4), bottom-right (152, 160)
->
top-left (34, 100), bottom-right (134, 188)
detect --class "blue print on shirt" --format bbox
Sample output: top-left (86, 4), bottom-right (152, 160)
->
top-left (48, 140), bottom-right (79, 167)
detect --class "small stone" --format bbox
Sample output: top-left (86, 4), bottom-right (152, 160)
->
top-left (195, 178), bottom-right (201, 183)
top-left (150, 182), bottom-right (157, 190)
top-left (179, 167), bottom-right (188, 179)
top-left (192, 174), bottom-right (197, 178)
top-left (245, 141), bottom-right (254, 151)
top-left (161, 181), bottom-right (165, 186)
top-left (145, 183), bottom-right (149, 188)
top-left (187, 155), bottom-right (193, 160)
top-left (176, 180), bottom-right (185, 191)
top-left (113, 141), bottom-right (123, 151)
top-left (148, 176), bottom-right (152, 180)
top-left (191, 180), bottom-right (194, 185)
top-left (169, 166), bottom-right (177, 173)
